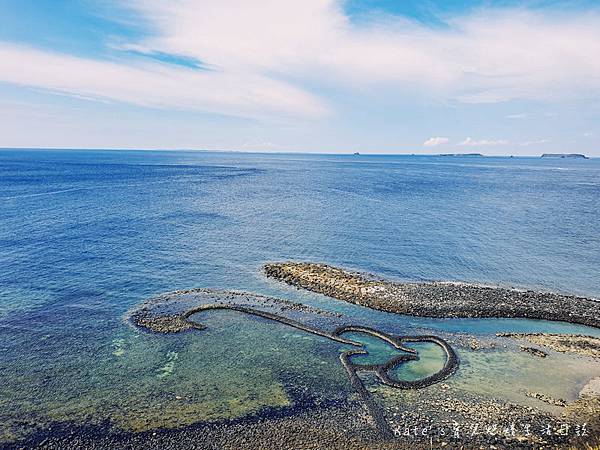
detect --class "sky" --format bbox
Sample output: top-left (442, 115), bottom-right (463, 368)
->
top-left (0, 0), bottom-right (599, 155)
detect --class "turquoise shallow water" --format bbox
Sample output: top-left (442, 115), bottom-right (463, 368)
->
top-left (1, 149), bottom-right (599, 441)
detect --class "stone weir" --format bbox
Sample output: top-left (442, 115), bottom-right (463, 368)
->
top-left (264, 262), bottom-right (600, 329)
top-left (128, 288), bottom-right (459, 440)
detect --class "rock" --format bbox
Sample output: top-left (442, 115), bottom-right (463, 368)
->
top-left (525, 391), bottom-right (567, 407)
top-left (498, 333), bottom-right (600, 359)
top-left (520, 346), bottom-right (548, 358)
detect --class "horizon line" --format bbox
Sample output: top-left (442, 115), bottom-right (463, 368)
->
top-left (1, 147), bottom-right (595, 158)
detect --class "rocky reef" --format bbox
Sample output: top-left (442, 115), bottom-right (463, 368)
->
top-left (264, 262), bottom-right (600, 328)
top-left (526, 391), bottom-right (567, 407)
top-left (520, 346), bottom-right (548, 358)
top-left (498, 333), bottom-right (600, 359)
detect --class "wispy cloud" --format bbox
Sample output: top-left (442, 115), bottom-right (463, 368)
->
top-left (506, 113), bottom-right (527, 119)
top-left (423, 137), bottom-right (449, 146)
top-left (0, 42), bottom-right (327, 119)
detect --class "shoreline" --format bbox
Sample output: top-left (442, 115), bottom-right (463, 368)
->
top-left (264, 262), bottom-right (600, 329)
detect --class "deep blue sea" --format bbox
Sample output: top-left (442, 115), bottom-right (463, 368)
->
top-left (1, 149), bottom-right (599, 442)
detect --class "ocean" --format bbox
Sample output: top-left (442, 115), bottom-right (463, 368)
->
top-left (1, 149), bottom-right (599, 443)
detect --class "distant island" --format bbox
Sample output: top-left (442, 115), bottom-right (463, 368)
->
top-left (541, 153), bottom-right (588, 159)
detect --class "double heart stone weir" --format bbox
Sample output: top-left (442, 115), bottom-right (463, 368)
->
top-left (130, 289), bottom-right (460, 440)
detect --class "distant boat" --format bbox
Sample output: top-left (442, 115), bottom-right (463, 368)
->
top-left (353, 152), bottom-right (360, 155)
top-left (541, 153), bottom-right (588, 159)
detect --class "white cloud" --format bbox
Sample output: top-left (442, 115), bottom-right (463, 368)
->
top-left (459, 137), bottom-right (509, 146)
top-left (423, 137), bottom-right (449, 146)
top-left (1, 1), bottom-right (600, 119)
top-left (506, 113), bottom-right (526, 119)
top-left (0, 43), bottom-right (328, 120)
top-left (126, 1), bottom-right (600, 101)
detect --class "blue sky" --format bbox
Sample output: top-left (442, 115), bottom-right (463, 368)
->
top-left (0, 0), bottom-right (599, 155)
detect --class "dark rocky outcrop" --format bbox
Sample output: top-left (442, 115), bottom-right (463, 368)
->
top-left (264, 262), bottom-right (600, 329)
